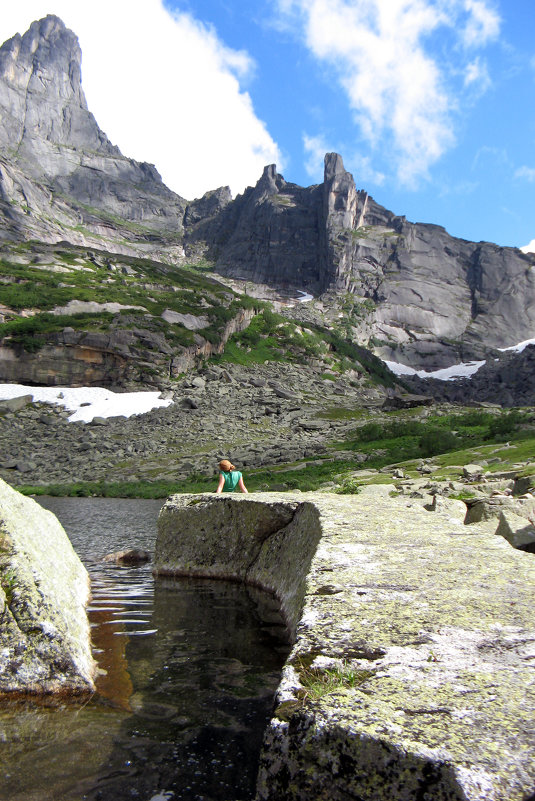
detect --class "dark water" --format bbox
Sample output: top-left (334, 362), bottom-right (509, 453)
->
top-left (0, 498), bottom-right (290, 801)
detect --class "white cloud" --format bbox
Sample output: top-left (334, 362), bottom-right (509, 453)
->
top-left (461, 0), bottom-right (500, 47)
top-left (515, 166), bottom-right (535, 182)
top-left (0, 1), bottom-right (281, 199)
top-left (464, 57), bottom-right (491, 92)
top-left (276, 0), bottom-right (501, 186)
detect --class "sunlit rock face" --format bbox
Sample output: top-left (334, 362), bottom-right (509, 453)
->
top-left (1, 16), bottom-right (534, 375)
top-left (189, 152), bottom-right (535, 370)
top-left (156, 490), bottom-right (535, 801)
top-left (0, 15), bottom-right (186, 254)
top-left (0, 478), bottom-right (95, 694)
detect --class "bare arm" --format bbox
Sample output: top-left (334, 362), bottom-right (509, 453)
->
top-left (238, 476), bottom-right (248, 494)
top-left (215, 474), bottom-right (225, 494)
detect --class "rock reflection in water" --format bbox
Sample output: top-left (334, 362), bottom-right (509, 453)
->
top-left (0, 497), bottom-right (290, 801)
top-left (84, 576), bottom-right (290, 801)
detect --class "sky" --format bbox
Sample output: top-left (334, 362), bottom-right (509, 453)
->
top-left (0, 1), bottom-right (533, 250)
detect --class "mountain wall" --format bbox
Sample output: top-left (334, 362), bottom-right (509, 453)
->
top-left (187, 154), bottom-right (535, 369)
top-left (0, 15), bottom-right (190, 261)
top-left (0, 16), bottom-right (534, 376)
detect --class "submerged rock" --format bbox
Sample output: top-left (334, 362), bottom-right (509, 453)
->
top-left (0, 478), bottom-right (95, 694)
top-left (102, 548), bottom-right (151, 565)
top-left (156, 491), bottom-right (535, 801)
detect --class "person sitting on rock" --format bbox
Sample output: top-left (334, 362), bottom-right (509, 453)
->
top-left (216, 459), bottom-right (248, 493)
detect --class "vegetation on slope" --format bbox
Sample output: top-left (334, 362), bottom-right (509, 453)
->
top-left (0, 244), bottom-right (259, 355)
top-left (18, 406), bottom-right (535, 498)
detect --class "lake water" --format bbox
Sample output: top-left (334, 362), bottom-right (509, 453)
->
top-left (0, 497), bottom-right (290, 801)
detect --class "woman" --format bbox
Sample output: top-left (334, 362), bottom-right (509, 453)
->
top-left (215, 459), bottom-right (248, 493)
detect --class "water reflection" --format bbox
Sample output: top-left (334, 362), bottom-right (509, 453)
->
top-left (0, 497), bottom-right (289, 801)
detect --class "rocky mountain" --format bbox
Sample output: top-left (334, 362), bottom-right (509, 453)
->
top-left (0, 15), bottom-right (533, 398)
top-left (188, 154), bottom-right (535, 371)
top-left (0, 15), bottom-right (194, 262)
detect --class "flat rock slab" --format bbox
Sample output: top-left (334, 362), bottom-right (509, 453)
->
top-left (156, 489), bottom-right (535, 801)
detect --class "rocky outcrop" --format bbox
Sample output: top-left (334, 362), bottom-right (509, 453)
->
top-left (495, 510), bottom-right (535, 552)
top-left (187, 152), bottom-right (535, 370)
top-left (0, 477), bottom-right (95, 694)
top-left (187, 163), bottom-right (325, 289)
top-left (155, 495), bottom-right (321, 637)
top-left (155, 490), bottom-right (535, 801)
top-left (0, 16), bottom-right (186, 259)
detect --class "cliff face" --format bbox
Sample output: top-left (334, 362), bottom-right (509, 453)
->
top-left (0, 16), bottom-right (534, 377)
top-left (0, 15), bottom-right (188, 259)
top-left (188, 153), bottom-right (535, 369)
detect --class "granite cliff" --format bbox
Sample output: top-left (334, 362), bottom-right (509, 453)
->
top-left (0, 15), bottom-right (188, 261)
top-left (187, 153), bottom-right (535, 370)
top-left (0, 15), bottom-right (534, 388)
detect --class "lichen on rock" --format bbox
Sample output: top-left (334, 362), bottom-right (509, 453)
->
top-left (155, 489), bottom-right (535, 801)
top-left (0, 478), bottom-right (95, 694)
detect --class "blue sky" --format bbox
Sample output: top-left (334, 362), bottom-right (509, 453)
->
top-left (1, 1), bottom-right (534, 249)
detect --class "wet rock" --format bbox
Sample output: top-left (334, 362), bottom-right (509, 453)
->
top-left (102, 548), bottom-right (151, 565)
top-left (155, 491), bottom-right (535, 801)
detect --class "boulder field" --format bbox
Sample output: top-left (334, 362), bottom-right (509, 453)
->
top-left (0, 478), bottom-right (95, 694)
top-left (155, 488), bottom-right (535, 801)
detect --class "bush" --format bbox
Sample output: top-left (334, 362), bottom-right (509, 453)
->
top-left (418, 428), bottom-right (458, 457)
top-left (357, 423), bottom-right (383, 442)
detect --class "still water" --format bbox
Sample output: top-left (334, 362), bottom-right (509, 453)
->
top-left (0, 497), bottom-right (290, 801)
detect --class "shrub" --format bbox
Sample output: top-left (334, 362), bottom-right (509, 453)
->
top-left (419, 428), bottom-right (458, 457)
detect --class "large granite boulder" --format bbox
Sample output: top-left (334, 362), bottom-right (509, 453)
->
top-left (155, 491), bottom-right (535, 801)
top-left (0, 478), bottom-right (95, 694)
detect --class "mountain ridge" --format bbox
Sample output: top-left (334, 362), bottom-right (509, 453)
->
top-left (0, 15), bottom-right (533, 395)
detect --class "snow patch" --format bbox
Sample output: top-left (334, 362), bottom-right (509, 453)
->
top-left (384, 360), bottom-right (486, 381)
top-left (498, 337), bottom-right (535, 354)
top-left (0, 384), bottom-right (172, 423)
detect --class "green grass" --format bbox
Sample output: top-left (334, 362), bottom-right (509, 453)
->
top-left (0, 244), bottom-right (263, 353)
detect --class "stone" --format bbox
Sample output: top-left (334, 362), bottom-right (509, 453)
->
top-left (102, 548), bottom-right (151, 565)
top-left (0, 395), bottom-right (33, 413)
top-left (430, 493), bottom-right (468, 519)
top-left (465, 495), bottom-right (535, 524)
top-left (16, 461), bottom-right (37, 473)
top-left (463, 463), bottom-right (485, 480)
top-left (382, 391), bottom-right (434, 410)
top-left (155, 492), bottom-right (535, 801)
top-left (161, 310), bottom-right (209, 330)
top-left (495, 510), bottom-right (535, 552)
top-left (0, 477), bottom-right (95, 694)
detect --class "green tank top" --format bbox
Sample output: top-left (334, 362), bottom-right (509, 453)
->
top-left (221, 470), bottom-right (241, 492)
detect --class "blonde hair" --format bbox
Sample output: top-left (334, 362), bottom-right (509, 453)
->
top-left (219, 459), bottom-right (235, 472)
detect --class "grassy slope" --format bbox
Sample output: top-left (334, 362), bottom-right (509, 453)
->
top-left (0, 245), bottom-right (259, 352)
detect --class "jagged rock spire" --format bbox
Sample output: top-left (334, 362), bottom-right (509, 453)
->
top-left (0, 15), bottom-right (116, 178)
